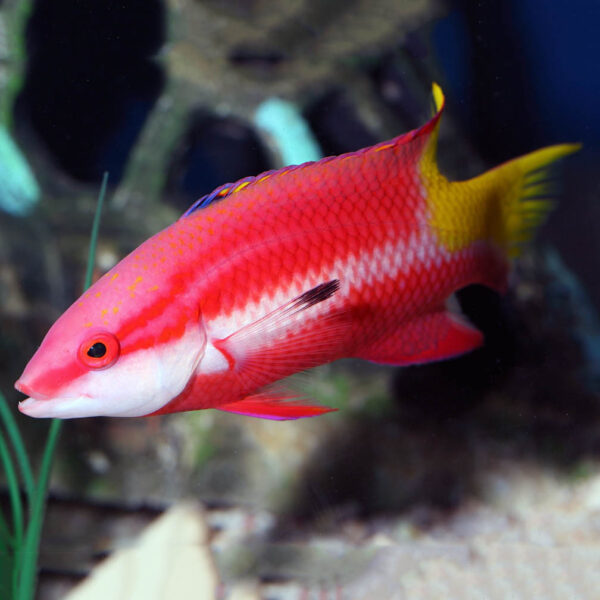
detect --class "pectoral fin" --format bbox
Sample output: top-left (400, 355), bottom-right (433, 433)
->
top-left (214, 279), bottom-right (348, 382)
top-left (219, 279), bottom-right (340, 350)
top-left (210, 280), bottom-right (347, 417)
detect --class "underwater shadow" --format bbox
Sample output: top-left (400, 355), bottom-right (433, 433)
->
top-left (282, 282), bottom-right (600, 529)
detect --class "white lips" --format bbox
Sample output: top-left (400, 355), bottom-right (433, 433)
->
top-left (18, 397), bottom-right (48, 417)
top-left (18, 396), bottom-right (93, 419)
top-left (18, 391), bottom-right (172, 418)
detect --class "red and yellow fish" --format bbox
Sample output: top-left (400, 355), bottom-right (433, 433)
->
top-left (15, 85), bottom-right (578, 419)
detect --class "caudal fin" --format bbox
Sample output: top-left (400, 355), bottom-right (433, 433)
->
top-left (428, 141), bottom-right (580, 259)
top-left (476, 143), bottom-right (581, 258)
top-left (421, 85), bottom-right (580, 293)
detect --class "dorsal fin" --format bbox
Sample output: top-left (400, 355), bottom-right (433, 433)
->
top-left (417, 82), bottom-right (445, 182)
top-left (181, 83), bottom-right (446, 219)
top-left (180, 162), bottom-right (321, 218)
top-left (181, 174), bottom-right (266, 217)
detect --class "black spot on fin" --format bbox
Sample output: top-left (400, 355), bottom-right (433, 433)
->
top-left (215, 279), bottom-right (341, 353)
top-left (213, 278), bottom-right (345, 385)
top-left (293, 280), bottom-right (340, 311)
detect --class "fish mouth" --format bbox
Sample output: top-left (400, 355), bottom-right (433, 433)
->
top-left (15, 379), bottom-right (50, 400)
top-left (15, 379), bottom-right (57, 417)
top-left (17, 395), bottom-right (91, 419)
top-left (15, 378), bottom-right (91, 418)
top-left (18, 397), bottom-right (51, 417)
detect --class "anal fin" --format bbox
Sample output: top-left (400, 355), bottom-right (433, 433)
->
top-left (356, 311), bottom-right (483, 366)
top-left (217, 392), bottom-right (336, 421)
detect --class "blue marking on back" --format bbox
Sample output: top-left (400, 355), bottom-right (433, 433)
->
top-left (181, 173), bottom-right (276, 218)
top-left (182, 182), bottom-right (233, 217)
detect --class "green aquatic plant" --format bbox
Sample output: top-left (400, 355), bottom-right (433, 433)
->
top-left (0, 173), bottom-right (108, 599)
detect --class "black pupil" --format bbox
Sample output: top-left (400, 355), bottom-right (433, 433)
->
top-left (87, 342), bottom-right (107, 358)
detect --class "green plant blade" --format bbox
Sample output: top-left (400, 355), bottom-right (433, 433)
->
top-left (0, 434), bottom-right (23, 599)
top-left (0, 435), bottom-right (22, 552)
top-left (16, 419), bottom-right (60, 600)
top-left (15, 172), bottom-right (109, 600)
top-left (84, 172), bottom-right (109, 290)
top-left (0, 399), bottom-right (34, 502)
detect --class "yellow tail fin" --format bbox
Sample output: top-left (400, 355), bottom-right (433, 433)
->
top-left (424, 130), bottom-right (580, 258)
top-left (422, 84), bottom-right (580, 258)
top-left (464, 143), bottom-right (580, 257)
top-left (420, 84), bottom-right (579, 294)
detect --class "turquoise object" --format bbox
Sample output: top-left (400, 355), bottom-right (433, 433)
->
top-left (0, 125), bottom-right (39, 216)
top-left (255, 98), bottom-right (322, 166)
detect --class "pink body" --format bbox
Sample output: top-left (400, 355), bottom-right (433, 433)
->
top-left (15, 87), bottom-right (575, 419)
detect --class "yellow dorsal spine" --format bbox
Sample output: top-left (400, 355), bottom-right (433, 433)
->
top-left (419, 83), bottom-right (444, 184)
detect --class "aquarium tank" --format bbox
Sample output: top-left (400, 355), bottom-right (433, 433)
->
top-left (1, 0), bottom-right (599, 598)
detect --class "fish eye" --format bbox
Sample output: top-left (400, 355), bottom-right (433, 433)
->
top-left (78, 332), bottom-right (120, 369)
top-left (87, 342), bottom-right (106, 358)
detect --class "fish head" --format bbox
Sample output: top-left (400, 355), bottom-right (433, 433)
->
top-left (15, 265), bottom-right (206, 418)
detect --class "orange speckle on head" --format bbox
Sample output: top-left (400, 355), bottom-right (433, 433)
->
top-left (148, 285), bottom-right (159, 292)
top-left (127, 276), bottom-right (143, 292)
top-left (100, 309), bottom-right (108, 317)
top-left (375, 143), bottom-right (394, 152)
top-left (85, 321), bottom-right (93, 328)
top-left (77, 302), bottom-right (84, 307)
top-left (95, 292), bottom-right (101, 298)
top-left (206, 216), bottom-right (214, 223)
top-left (110, 273), bottom-right (119, 282)
top-left (113, 307), bottom-right (119, 314)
